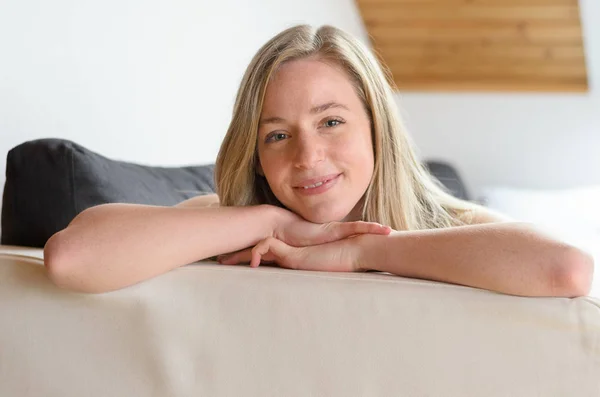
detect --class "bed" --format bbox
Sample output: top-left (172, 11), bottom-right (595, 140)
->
top-left (1, 139), bottom-right (598, 396)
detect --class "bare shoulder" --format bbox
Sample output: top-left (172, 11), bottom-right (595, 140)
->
top-left (174, 193), bottom-right (220, 208)
top-left (458, 202), bottom-right (514, 225)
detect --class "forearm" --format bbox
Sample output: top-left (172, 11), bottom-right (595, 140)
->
top-left (359, 222), bottom-right (591, 297)
top-left (44, 204), bottom-right (276, 293)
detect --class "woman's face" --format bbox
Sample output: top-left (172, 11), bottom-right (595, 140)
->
top-left (257, 57), bottom-right (374, 223)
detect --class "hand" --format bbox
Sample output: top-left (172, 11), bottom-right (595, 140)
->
top-left (217, 235), bottom-right (368, 273)
top-left (269, 206), bottom-right (391, 247)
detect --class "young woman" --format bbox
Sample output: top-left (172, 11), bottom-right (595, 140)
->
top-left (43, 25), bottom-right (594, 297)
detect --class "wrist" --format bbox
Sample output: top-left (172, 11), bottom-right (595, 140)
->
top-left (353, 233), bottom-right (382, 272)
top-left (261, 204), bottom-right (286, 238)
top-left (355, 230), bottom-right (398, 272)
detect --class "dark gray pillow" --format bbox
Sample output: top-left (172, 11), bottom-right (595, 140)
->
top-left (424, 161), bottom-right (470, 201)
top-left (1, 138), bottom-right (215, 248)
top-left (1, 138), bottom-right (468, 248)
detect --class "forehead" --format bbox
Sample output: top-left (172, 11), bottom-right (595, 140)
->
top-left (261, 58), bottom-right (361, 113)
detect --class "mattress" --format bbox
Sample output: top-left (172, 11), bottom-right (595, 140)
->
top-left (0, 245), bottom-right (599, 396)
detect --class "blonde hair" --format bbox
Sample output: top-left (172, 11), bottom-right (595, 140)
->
top-left (215, 24), bottom-right (475, 230)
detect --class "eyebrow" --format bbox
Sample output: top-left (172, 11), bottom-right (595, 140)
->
top-left (259, 101), bottom-right (349, 126)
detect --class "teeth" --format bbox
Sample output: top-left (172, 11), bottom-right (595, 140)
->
top-left (303, 181), bottom-right (325, 189)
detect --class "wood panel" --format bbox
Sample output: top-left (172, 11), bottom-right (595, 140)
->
top-left (362, 5), bottom-right (580, 21)
top-left (376, 43), bottom-right (586, 62)
top-left (360, 0), bottom-right (579, 5)
top-left (356, 0), bottom-right (588, 92)
top-left (371, 24), bottom-right (582, 44)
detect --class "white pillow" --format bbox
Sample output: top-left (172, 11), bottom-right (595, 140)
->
top-left (478, 185), bottom-right (600, 241)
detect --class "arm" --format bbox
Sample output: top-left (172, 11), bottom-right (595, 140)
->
top-left (357, 222), bottom-right (594, 298)
top-left (44, 203), bottom-right (276, 294)
top-left (44, 194), bottom-right (389, 294)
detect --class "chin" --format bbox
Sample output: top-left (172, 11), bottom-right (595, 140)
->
top-left (298, 206), bottom-right (351, 224)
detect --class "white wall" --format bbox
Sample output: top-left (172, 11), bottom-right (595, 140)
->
top-left (1, 0), bottom-right (598, 212)
top-left (0, 0), bottom-right (368, 213)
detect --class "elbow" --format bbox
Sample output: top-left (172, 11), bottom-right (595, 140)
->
top-left (44, 231), bottom-right (67, 283)
top-left (551, 246), bottom-right (595, 298)
top-left (43, 231), bottom-right (99, 294)
top-left (44, 231), bottom-right (77, 291)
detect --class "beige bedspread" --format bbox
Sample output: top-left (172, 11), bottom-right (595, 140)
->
top-left (0, 245), bottom-right (598, 396)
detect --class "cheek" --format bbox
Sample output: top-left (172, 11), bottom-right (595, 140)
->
top-left (336, 131), bottom-right (374, 169)
top-left (259, 151), bottom-right (288, 186)
top-left (343, 136), bottom-right (374, 189)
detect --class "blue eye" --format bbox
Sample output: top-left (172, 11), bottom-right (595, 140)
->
top-left (265, 132), bottom-right (288, 143)
top-left (324, 118), bottom-right (344, 128)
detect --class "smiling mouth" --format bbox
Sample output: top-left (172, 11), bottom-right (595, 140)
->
top-left (300, 180), bottom-right (330, 189)
top-left (292, 174), bottom-right (342, 195)
top-left (294, 174), bottom-right (341, 190)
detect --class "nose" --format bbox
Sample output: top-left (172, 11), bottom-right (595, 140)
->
top-left (293, 135), bottom-right (324, 170)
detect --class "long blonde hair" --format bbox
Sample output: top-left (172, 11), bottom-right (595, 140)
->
top-left (215, 24), bottom-right (475, 230)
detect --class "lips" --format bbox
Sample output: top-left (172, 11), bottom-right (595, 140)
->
top-left (293, 173), bottom-right (341, 189)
